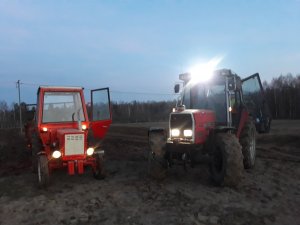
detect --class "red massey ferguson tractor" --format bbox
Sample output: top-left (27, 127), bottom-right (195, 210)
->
top-left (25, 86), bottom-right (112, 187)
top-left (148, 69), bottom-right (261, 187)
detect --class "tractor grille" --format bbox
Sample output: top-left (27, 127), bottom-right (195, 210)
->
top-left (170, 113), bottom-right (193, 138)
top-left (65, 134), bottom-right (84, 156)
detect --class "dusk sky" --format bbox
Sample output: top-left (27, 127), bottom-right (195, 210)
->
top-left (0, 0), bottom-right (299, 105)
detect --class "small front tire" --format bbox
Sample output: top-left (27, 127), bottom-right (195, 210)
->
top-left (37, 154), bottom-right (50, 188)
top-left (93, 155), bottom-right (105, 180)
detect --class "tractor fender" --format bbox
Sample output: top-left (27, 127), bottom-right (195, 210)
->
top-left (148, 127), bottom-right (166, 136)
top-left (148, 127), bottom-right (167, 143)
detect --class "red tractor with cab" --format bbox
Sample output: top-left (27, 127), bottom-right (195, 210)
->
top-left (148, 69), bottom-right (265, 187)
top-left (26, 86), bottom-right (112, 187)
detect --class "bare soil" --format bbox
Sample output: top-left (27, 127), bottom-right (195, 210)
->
top-left (0, 120), bottom-right (299, 225)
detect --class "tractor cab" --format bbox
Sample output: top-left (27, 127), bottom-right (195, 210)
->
top-left (176, 69), bottom-right (243, 128)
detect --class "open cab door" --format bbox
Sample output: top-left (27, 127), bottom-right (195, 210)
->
top-left (242, 73), bottom-right (271, 133)
top-left (90, 88), bottom-right (112, 139)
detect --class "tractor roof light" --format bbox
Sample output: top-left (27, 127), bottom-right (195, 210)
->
top-left (188, 57), bottom-right (223, 84)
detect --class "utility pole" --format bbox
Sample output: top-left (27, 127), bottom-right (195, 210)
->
top-left (17, 80), bottom-right (22, 134)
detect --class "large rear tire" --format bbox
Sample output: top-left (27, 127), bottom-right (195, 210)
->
top-left (240, 118), bottom-right (256, 169)
top-left (37, 154), bottom-right (50, 188)
top-left (93, 154), bottom-right (105, 180)
top-left (148, 130), bottom-right (167, 180)
top-left (210, 133), bottom-right (243, 187)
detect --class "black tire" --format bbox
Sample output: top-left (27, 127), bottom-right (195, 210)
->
top-left (240, 118), bottom-right (256, 169)
top-left (31, 134), bottom-right (42, 173)
top-left (93, 154), bottom-right (105, 180)
top-left (210, 133), bottom-right (243, 187)
top-left (148, 131), bottom-right (167, 180)
top-left (264, 117), bottom-right (271, 133)
top-left (37, 154), bottom-right (50, 188)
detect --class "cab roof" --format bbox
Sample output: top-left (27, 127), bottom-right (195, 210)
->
top-left (37, 86), bottom-right (84, 94)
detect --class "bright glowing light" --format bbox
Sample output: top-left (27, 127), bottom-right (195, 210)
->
top-left (229, 106), bottom-right (232, 112)
top-left (82, 124), bottom-right (87, 130)
top-left (171, 129), bottom-right (180, 137)
top-left (183, 129), bottom-right (193, 137)
top-left (189, 56), bottom-right (223, 83)
top-left (52, 150), bottom-right (61, 159)
top-left (87, 147), bottom-right (94, 156)
top-left (42, 127), bottom-right (48, 132)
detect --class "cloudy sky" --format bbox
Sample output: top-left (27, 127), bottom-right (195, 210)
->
top-left (0, 0), bottom-right (299, 104)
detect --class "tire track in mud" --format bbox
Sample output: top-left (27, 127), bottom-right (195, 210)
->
top-left (1, 122), bottom-right (300, 225)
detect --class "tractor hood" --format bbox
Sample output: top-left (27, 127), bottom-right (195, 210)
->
top-left (56, 129), bottom-right (86, 157)
top-left (169, 109), bottom-right (216, 144)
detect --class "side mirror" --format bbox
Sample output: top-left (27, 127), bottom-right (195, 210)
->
top-left (174, 84), bottom-right (180, 93)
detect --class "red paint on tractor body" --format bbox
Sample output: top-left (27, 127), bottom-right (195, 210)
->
top-left (26, 86), bottom-right (112, 177)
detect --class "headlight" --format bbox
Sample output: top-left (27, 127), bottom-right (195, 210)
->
top-left (42, 127), bottom-right (48, 132)
top-left (184, 129), bottom-right (193, 137)
top-left (52, 150), bottom-right (61, 159)
top-left (171, 129), bottom-right (180, 137)
top-left (87, 147), bottom-right (94, 156)
top-left (82, 124), bottom-right (87, 130)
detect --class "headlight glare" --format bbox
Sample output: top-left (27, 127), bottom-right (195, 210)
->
top-left (184, 129), bottom-right (193, 137)
top-left (52, 150), bottom-right (61, 159)
top-left (171, 129), bottom-right (180, 137)
top-left (87, 147), bottom-right (94, 156)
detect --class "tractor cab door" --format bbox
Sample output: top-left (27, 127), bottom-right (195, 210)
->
top-left (241, 73), bottom-right (271, 132)
top-left (90, 88), bottom-right (112, 139)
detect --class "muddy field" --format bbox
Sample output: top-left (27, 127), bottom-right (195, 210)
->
top-left (0, 120), bottom-right (299, 225)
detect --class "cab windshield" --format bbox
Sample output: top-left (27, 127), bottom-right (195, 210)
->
top-left (182, 82), bottom-right (227, 123)
top-left (42, 92), bottom-right (85, 123)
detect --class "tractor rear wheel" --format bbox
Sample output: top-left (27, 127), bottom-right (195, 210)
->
top-left (148, 130), bottom-right (167, 180)
top-left (37, 154), bottom-right (50, 188)
top-left (240, 118), bottom-right (256, 169)
top-left (210, 133), bottom-right (243, 187)
top-left (93, 154), bottom-right (105, 180)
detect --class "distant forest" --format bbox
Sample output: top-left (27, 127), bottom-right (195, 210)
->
top-left (0, 73), bottom-right (299, 128)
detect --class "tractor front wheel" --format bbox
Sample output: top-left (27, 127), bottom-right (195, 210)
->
top-left (240, 118), bottom-right (256, 169)
top-left (37, 154), bottom-right (50, 188)
top-left (210, 133), bottom-right (243, 187)
top-left (93, 154), bottom-right (105, 180)
top-left (148, 129), bottom-right (167, 180)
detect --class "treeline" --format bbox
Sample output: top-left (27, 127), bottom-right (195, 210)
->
top-left (1, 73), bottom-right (300, 128)
top-left (0, 100), bottom-right (175, 128)
top-left (0, 101), bottom-right (26, 128)
top-left (263, 73), bottom-right (300, 119)
top-left (111, 100), bottom-right (175, 123)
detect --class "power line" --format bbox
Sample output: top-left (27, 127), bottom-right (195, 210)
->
top-left (110, 90), bottom-right (177, 96)
top-left (20, 82), bottom-right (178, 96)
